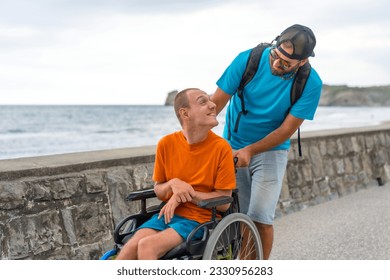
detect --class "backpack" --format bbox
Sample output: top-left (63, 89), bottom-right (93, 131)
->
top-left (232, 42), bottom-right (311, 157)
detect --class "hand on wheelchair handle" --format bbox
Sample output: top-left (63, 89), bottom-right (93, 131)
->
top-left (233, 149), bottom-right (251, 168)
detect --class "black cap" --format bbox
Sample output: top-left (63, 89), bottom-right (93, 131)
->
top-left (275, 24), bottom-right (316, 60)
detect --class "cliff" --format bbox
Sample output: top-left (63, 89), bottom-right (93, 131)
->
top-left (320, 84), bottom-right (390, 106)
top-left (164, 90), bottom-right (178, 106)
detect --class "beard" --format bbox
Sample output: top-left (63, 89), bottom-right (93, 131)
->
top-left (270, 61), bottom-right (301, 80)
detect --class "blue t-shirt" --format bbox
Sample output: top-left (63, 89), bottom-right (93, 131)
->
top-left (216, 47), bottom-right (322, 150)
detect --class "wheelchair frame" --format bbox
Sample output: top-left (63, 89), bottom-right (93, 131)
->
top-left (101, 187), bottom-right (263, 260)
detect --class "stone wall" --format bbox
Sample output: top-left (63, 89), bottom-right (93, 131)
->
top-left (1, 124), bottom-right (389, 259)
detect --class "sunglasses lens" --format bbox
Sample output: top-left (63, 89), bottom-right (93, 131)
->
top-left (270, 48), bottom-right (290, 69)
top-left (280, 60), bottom-right (290, 69)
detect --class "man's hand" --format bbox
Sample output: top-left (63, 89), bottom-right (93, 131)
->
top-left (158, 193), bottom-right (181, 224)
top-left (233, 147), bottom-right (253, 167)
top-left (169, 178), bottom-right (195, 203)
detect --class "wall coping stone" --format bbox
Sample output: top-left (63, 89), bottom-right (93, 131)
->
top-left (0, 146), bottom-right (156, 181)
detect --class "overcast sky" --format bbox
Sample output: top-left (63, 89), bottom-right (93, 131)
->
top-left (1, 0), bottom-right (389, 105)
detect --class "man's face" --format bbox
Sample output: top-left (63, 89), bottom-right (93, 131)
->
top-left (269, 46), bottom-right (301, 76)
top-left (186, 89), bottom-right (218, 129)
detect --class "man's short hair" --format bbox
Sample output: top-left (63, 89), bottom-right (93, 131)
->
top-left (174, 88), bottom-right (199, 124)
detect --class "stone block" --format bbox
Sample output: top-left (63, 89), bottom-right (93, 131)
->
top-left (333, 177), bottom-right (345, 197)
top-left (50, 177), bottom-right (83, 200)
top-left (72, 243), bottom-right (102, 260)
top-left (336, 138), bottom-right (344, 155)
top-left (357, 171), bottom-right (370, 186)
top-left (286, 164), bottom-right (302, 188)
top-left (365, 135), bottom-right (375, 151)
top-left (0, 182), bottom-right (27, 210)
top-left (343, 174), bottom-right (358, 193)
top-left (8, 211), bottom-right (63, 259)
top-left (61, 208), bottom-right (77, 245)
top-left (70, 200), bottom-right (111, 245)
top-left (26, 182), bottom-right (52, 202)
top-left (335, 159), bottom-right (345, 175)
top-left (323, 158), bottom-right (335, 176)
top-left (372, 149), bottom-right (387, 166)
top-left (133, 164), bottom-right (154, 190)
top-left (377, 132), bottom-right (387, 146)
top-left (309, 145), bottom-right (324, 178)
top-left (344, 157), bottom-right (353, 174)
top-left (302, 164), bottom-right (313, 183)
top-left (325, 138), bottom-right (337, 156)
top-left (105, 168), bottom-right (136, 225)
top-left (84, 172), bottom-right (107, 194)
top-left (318, 140), bottom-right (327, 156)
top-left (317, 177), bottom-right (331, 197)
top-left (0, 223), bottom-right (6, 259)
top-left (351, 155), bottom-right (362, 173)
top-left (361, 153), bottom-right (373, 176)
top-left (8, 221), bottom-right (30, 259)
top-left (343, 136), bottom-right (361, 155)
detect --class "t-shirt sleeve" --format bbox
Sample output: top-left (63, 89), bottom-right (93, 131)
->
top-left (216, 50), bottom-right (251, 96)
top-left (152, 138), bottom-right (167, 183)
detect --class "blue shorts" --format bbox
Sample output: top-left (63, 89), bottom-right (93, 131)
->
top-left (137, 213), bottom-right (203, 241)
top-left (236, 150), bottom-right (288, 225)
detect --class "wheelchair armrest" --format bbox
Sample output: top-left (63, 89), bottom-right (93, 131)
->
top-left (198, 196), bottom-right (233, 209)
top-left (126, 187), bottom-right (156, 201)
top-left (114, 213), bottom-right (145, 244)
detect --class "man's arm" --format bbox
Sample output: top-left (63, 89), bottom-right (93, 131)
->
top-left (210, 87), bottom-right (231, 115)
top-left (158, 188), bottom-right (233, 224)
top-left (234, 113), bottom-right (304, 167)
top-left (154, 178), bottom-right (195, 202)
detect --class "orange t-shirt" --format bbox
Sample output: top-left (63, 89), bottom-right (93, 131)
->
top-left (153, 130), bottom-right (236, 223)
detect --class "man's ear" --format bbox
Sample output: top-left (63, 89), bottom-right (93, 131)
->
top-left (179, 107), bottom-right (189, 120)
top-left (300, 58), bottom-right (309, 67)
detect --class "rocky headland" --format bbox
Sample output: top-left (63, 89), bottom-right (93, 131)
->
top-left (319, 85), bottom-right (390, 106)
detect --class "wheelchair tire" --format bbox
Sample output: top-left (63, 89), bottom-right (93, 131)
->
top-left (202, 213), bottom-right (263, 260)
top-left (100, 249), bottom-right (118, 260)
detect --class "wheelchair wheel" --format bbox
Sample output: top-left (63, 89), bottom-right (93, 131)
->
top-left (202, 213), bottom-right (263, 260)
top-left (100, 248), bottom-right (118, 260)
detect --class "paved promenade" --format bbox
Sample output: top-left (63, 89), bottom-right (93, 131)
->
top-left (270, 183), bottom-right (390, 260)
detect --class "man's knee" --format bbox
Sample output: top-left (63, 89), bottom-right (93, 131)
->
top-left (137, 237), bottom-right (159, 259)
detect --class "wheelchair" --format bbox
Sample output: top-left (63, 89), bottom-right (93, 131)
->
top-left (101, 187), bottom-right (263, 260)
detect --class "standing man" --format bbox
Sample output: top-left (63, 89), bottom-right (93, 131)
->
top-left (211, 24), bottom-right (322, 259)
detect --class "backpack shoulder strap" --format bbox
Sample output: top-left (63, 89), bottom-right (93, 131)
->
top-left (290, 62), bottom-right (311, 157)
top-left (238, 43), bottom-right (271, 93)
top-left (290, 62), bottom-right (311, 105)
top-left (230, 43), bottom-right (270, 136)
top-left (236, 43), bottom-right (271, 119)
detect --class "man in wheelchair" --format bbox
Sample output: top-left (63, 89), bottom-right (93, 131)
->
top-left (116, 88), bottom-right (236, 260)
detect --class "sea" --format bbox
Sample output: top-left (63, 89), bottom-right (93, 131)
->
top-left (0, 105), bottom-right (389, 160)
